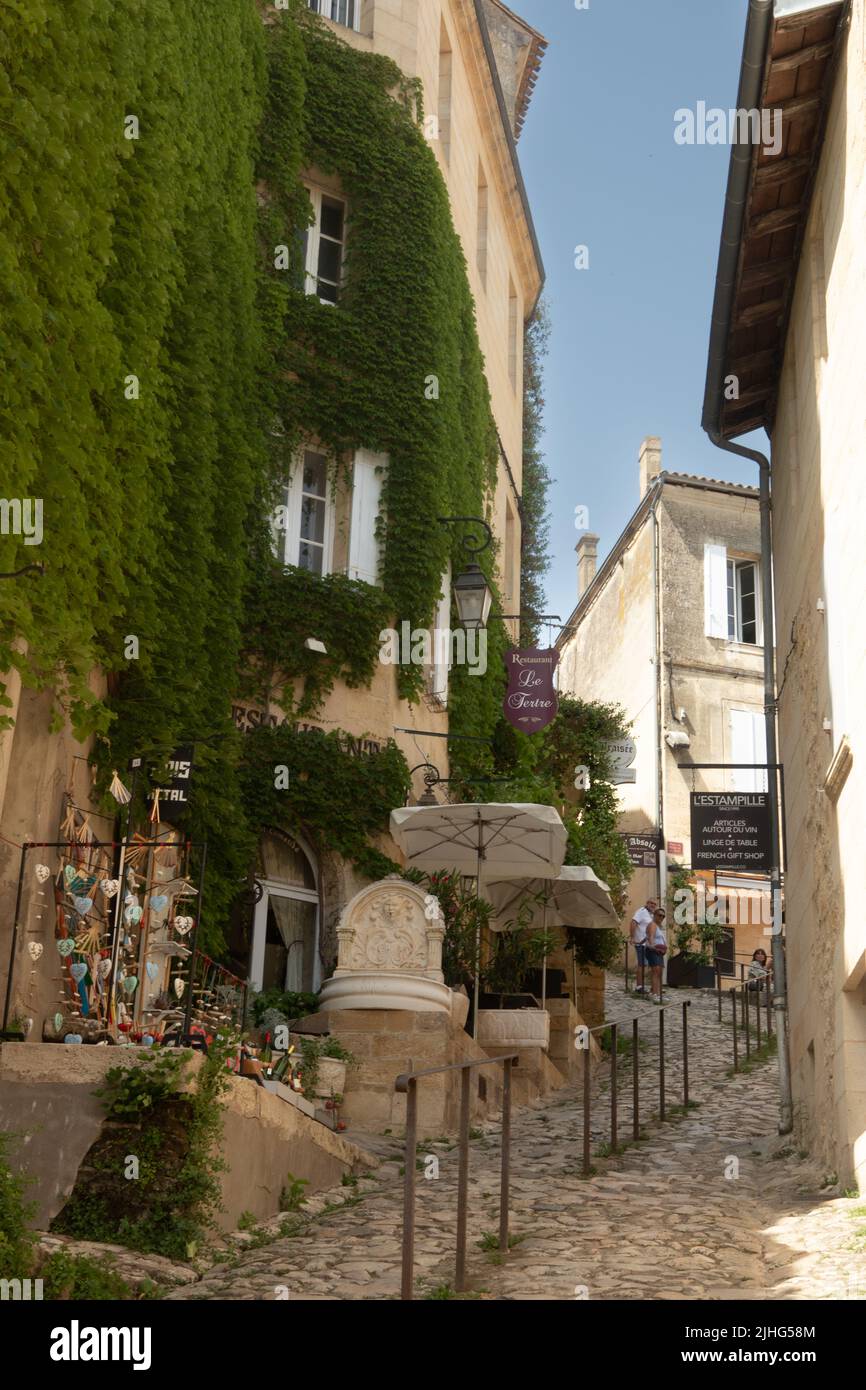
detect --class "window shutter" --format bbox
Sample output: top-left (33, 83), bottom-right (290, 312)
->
top-left (431, 566), bottom-right (452, 707)
top-left (348, 450), bottom-right (385, 585)
top-left (704, 544), bottom-right (728, 638)
top-left (730, 709), bottom-right (768, 793)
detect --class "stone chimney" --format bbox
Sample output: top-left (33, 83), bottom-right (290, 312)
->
top-left (639, 436), bottom-right (662, 498)
top-left (576, 533), bottom-right (600, 600)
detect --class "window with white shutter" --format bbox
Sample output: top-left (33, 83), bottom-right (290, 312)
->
top-left (306, 0), bottom-right (361, 31)
top-left (729, 708), bottom-right (768, 793)
top-left (704, 544), bottom-right (729, 638)
top-left (430, 566), bottom-right (452, 707)
top-left (347, 450), bottom-right (385, 585)
top-left (273, 449), bottom-right (335, 576)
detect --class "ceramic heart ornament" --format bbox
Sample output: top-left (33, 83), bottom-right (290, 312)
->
top-left (101, 879), bottom-right (120, 899)
top-left (122, 975), bottom-right (138, 995)
top-left (73, 896), bottom-right (93, 916)
top-left (64, 1034), bottom-right (83, 1045)
top-left (173, 977), bottom-right (185, 998)
top-left (28, 942), bottom-right (43, 961)
top-left (53, 1012), bottom-right (63, 1033)
top-left (174, 916), bottom-right (194, 936)
top-left (35, 864), bottom-right (51, 883)
top-left (70, 962), bottom-right (88, 983)
top-left (125, 905), bottom-right (143, 926)
top-left (64, 865), bottom-right (76, 885)
top-left (57, 939), bottom-right (74, 958)
top-left (98, 957), bottom-right (113, 979)
top-left (149, 894), bottom-right (168, 913)
top-left (145, 961), bottom-right (159, 982)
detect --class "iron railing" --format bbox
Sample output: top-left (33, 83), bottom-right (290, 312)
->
top-left (394, 1053), bottom-right (518, 1301)
top-left (579, 1000), bottom-right (691, 1173)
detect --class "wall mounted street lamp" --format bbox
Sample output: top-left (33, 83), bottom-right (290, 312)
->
top-left (437, 516), bottom-right (494, 632)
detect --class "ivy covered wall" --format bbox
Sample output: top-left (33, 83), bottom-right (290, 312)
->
top-left (0, 2), bottom-right (514, 953)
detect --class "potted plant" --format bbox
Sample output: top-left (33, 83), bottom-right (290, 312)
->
top-left (477, 901), bottom-right (555, 1049)
top-left (299, 1037), bottom-right (355, 1099)
top-left (667, 867), bottom-right (725, 988)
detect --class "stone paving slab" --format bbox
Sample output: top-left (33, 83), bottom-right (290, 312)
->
top-left (167, 985), bottom-right (866, 1301)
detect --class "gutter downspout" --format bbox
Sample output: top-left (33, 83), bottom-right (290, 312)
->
top-left (650, 483), bottom-right (665, 908)
top-left (701, 0), bottom-right (793, 1134)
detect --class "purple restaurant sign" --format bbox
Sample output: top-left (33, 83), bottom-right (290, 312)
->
top-left (503, 648), bottom-right (560, 734)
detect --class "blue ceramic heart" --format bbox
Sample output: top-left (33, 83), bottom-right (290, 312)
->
top-left (125, 906), bottom-right (143, 925)
top-left (57, 939), bottom-right (74, 957)
top-left (142, 1035), bottom-right (155, 1048)
top-left (70, 962), bottom-right (88, 983)
top-left (73, 896), bottom-right (93, 915)
top-left (149, 894), bottom-right (168, 913)
top-left (64, 1034), bottom-right (83, 1045)
top-left (145, 961), bottom-right (159, 982)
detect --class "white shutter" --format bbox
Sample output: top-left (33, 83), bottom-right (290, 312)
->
top-left (432, 566), bottom-right (452, 707)
top-left (704, 544), bottom-right (728, 638)
top-left (348, 450), bottom-right (385, 585)
top-left (730, 709), bottom-right (768, 793)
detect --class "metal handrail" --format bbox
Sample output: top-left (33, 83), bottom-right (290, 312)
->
top-left (395, 1053), bottom-right (519, 1301)
top-left (579, 1000), bottom-right (691, 1173)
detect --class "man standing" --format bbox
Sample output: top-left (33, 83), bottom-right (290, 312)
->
top-left (629, 898), bottom-right (656, 995)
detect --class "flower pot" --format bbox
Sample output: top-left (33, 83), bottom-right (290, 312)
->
top-left (476, 1008), bottom-right (550, 1050)
top-left (313, 1057), bottom-right (347, 1099)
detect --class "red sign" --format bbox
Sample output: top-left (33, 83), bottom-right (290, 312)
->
top-left (667, 841), bottom-right (684, 856)
top-left (503, 648), bottom-right (559, 734)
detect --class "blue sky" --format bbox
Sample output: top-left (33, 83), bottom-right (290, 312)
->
top-left (513, 0), bottom-right (764, 628)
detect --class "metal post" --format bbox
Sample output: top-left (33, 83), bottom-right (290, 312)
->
top-left (183, 840), bottom-right (208, 1035)
top-left (716, 961), bottom-right (722, 1023)
top-left (740, 963), bottom-right (747, 1026)
top-left (767, 976), bottom-right (773, 1037)
top-left (610, 1022), bottom-right (618, 1153)
top-left (682, 1000), bottom-right (690, 1107)
top-left (659, 1009), bottom-right (665, 1122)
top-left (624, 941), bottom-right (630, 994)
top-left (455, 1067), bottom-right (471, 1292)
top-left (755, 980), bottom-right (762, 1049)
top-left (1, 843), bottom-right (28, 1034)
top-left (632, 1017), bottom-right (639, 1141)
top-left (731, 989), bottom-right (739, 1073)
top-left (743, 983), bottom-right (751, 1059)
top-left (499, 1058), bottom-right (512, 1252)
top-left (582, 1043), bottom-right (591, 1176)
top-left (401, 1078), bottom-right (418, 1300)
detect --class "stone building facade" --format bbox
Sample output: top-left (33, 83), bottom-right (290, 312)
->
top-left (557, 442), bottom-right (771, 974)
top-left (0, 0), bottom-right (545, 1032)
top-left (701, 0), bottom-right (865, 1188)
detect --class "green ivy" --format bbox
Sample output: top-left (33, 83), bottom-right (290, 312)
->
top-left (238, 723), bottom-right (411, 882)
top-left (241, 565), bottom-right (393, 716)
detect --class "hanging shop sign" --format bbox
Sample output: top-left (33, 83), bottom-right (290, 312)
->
top-left (621, 832), bottom-right (661, 868)
top-left (690, 792), bottom-right (772, 872)
top-left (603, 738), bottom-right (637, 784)
top-left (148, 745), bottom-right (194, 823)
top-left (503, 648), bottom-right (559, 734)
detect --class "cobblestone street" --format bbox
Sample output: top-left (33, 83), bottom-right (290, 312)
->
top-left (169, 984), bottom-right (866, 1301)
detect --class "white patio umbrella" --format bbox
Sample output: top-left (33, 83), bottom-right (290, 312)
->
top-left (389, 803), bottom-right (568, 1036)
top-left (485, 865), bottom-right (619, 1009)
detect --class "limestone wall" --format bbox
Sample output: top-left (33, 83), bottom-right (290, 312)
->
top-left (770, 3), bottom-right (866, 1191)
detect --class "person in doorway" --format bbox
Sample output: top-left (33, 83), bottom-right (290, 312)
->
top-left (629, 898), bottom-right (657, 995)
top-left (747, 948), bottom-right (771, 993)
top-left (645, 908), bottom-right (668, 1003)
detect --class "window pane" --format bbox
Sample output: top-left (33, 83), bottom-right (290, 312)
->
top-left (317, 237), bottom-right (342, 285)
top-left (299, 540), bottom-right (324, 575)
top-left (300, 496), bottom-right (325, 545)
top-left (302, 452), bottom-right (327, 497)
top-left (320, 197), bottom-right (344, 241)
top-left (727, 561), bottom-right (736, 639)
top-left (317, 279), bottom-right (339, 305)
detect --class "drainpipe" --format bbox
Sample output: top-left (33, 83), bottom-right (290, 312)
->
top-left (650, 484), bottom-right (665, 907)
top-left (707, 432), bottom-right (792, 1135)
top-left (701, 0), bottom-right (793, 1135)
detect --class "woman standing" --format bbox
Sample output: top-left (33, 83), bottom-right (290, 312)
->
top-left (645, 908), bottom-right (668, 1003)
